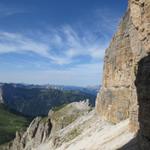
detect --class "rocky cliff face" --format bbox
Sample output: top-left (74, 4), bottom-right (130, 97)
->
top-left (4, 101), bottom-right (135, 150)
top-left (96, 0), bottom-right (150, 149)
top-left (0, 88), bottom-right (3, 104)
top-left (96, 9), bottom-right (136, 125)
top-left (1, 101), bottom-right (91, 150)
top-left (1, 117), bottom-right (52, 150)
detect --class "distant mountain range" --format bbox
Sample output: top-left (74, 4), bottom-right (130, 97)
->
top-left (46, 84), bottom-right (100, 95)
top-left (0, 83), bottom-right (99, 117)
top-left (0, 83), bottom-right (100, 95)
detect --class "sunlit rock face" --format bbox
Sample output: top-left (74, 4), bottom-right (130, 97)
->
top-left (96, 10), bottom-right (133, 124)
top-left (96, 0), bottom-right (150, 133)
top-left (0, 89), bottom-right (3, 104)
top-left (7, 117), bottom-right (52, 150)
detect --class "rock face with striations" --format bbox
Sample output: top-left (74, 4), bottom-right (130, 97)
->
top-left (96, 0), bottom-right (150, 149)
top-left (0, 101), bottom-right (91, 150)
top-left (1, 117), bottom-right (52, 150)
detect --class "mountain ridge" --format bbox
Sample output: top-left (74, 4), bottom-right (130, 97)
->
top-left (0, 83), bottom-right (96, 117)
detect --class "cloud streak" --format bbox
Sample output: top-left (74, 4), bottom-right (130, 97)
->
top-left (0, 24), bottom-right (108, 65)
top-left (0, 6), bottom-right (122, 85)
top-left (0, 7), bottom-right (121, 65)
top-left (0, 4), bottom-right (26, 18)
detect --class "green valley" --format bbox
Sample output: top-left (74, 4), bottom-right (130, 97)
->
top-left (0, 104), bottom-right (30, 145)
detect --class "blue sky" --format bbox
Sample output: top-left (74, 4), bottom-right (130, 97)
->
top-left (0, 0), bottom-right (127, 86)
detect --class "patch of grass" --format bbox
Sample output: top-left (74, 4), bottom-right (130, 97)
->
top-left (40, 116), bottom-right (49, 123)
top-left (66, 128), bottom-right (81, 142)
top-left (52, 106), bottom-right (79, 128)
top-left (0, 104), bottom-right (30, 145)
top-left (52, 104), bottom-right (68, 112)
top-left (51, 103), bottom-right (88, 131)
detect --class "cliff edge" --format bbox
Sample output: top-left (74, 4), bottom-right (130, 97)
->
top-left (96, 0), bottom-right (150, 149)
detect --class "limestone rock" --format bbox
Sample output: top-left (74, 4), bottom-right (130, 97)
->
top-left (4, 117), bottom-right (52, 150)
top-left (96, 10), bottom-right (135, 124)
top-left (1, 101), bottom-right (91, 150)
top-left (96, 0), bottom-right (150, 149)
top-left (49, 101), bottom-right (91, 149)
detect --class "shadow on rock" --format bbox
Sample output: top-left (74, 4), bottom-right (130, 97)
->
top-left (119, 55), bottom-right (150, 150)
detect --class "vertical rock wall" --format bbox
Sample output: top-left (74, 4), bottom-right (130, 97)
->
top-left (96, 11), bottom-right (133, 124)
top-left (96, 0), bottom-right (150, 133)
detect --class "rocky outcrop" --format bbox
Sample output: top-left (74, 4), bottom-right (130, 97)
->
top-left (49, 101), bottom-right (91, 149)
top-left (0, 88), bottom-right (3, 104)
top-left (1, 101), bottom-right (91, 150)
top-left (2, 117), bottom-right (52, 150)
top-left (96, 0), bottom-right (150, 149)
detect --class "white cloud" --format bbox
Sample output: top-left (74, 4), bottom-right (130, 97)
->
top-left (47, 25), bottom-right (108, 62)
top-left (0, 24), bottom-right (107, 65)
top-left (0, 4), bottom-right (26, 17)
top-left (0, 31), bottom-right (72, 65)
top-left (0, 7), bottom-right (122, 85)
top-left (0, 6), bottom-right (122, 66)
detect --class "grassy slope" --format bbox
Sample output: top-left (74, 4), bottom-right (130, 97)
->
top-left (0, 104), bottom-right (29, 145)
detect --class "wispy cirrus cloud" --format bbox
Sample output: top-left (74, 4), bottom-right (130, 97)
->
top-left (0, 4), bottom-right (26, 18)
top-left (0, 24), bottom-right (108, 65)
top-left (0, 31), bottom-right (70, 65)
top-left (0, 6), bottom-right (121, 66)
top-left (0, 6), bottom-right (122, 85)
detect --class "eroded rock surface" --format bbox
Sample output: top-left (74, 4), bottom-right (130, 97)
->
top-left (96, 0), bottom-right (150, 149)
top-left (1, 101), bottom-right (91, 150)
top-left (1, 117), bottom-right (52, 150)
